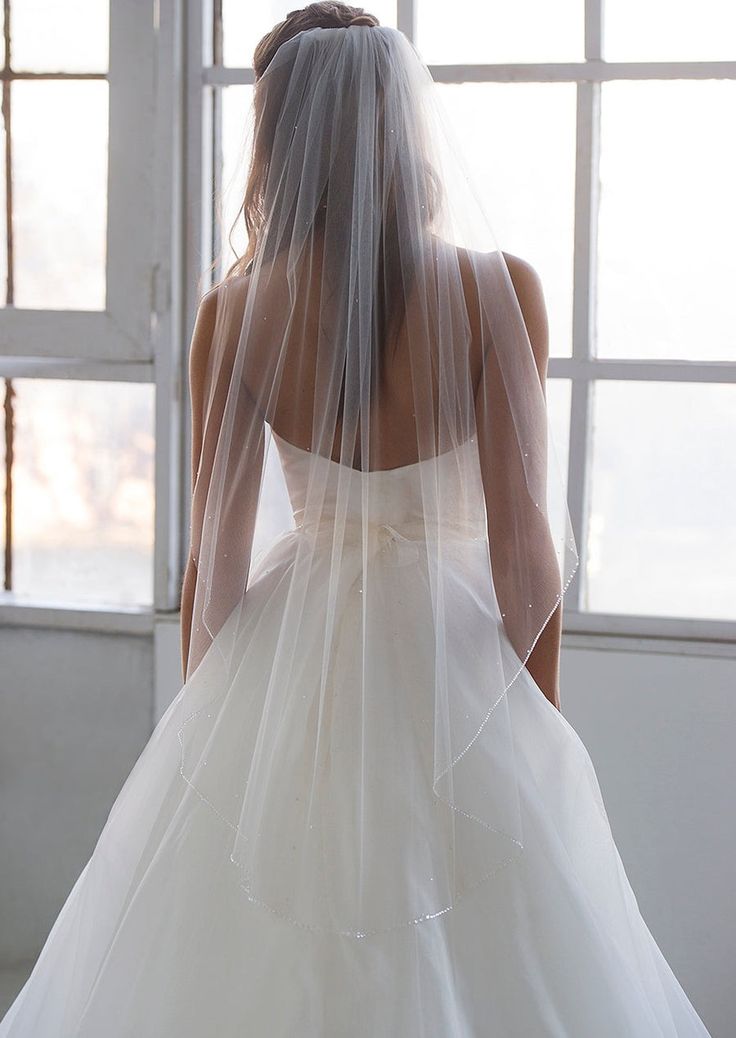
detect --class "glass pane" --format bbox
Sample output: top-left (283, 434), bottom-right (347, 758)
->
top-left (222, 1), bottom-right (397, 67)
top-left (586, 380), bottom-right (736, 621)
top-left (417, 0), bottom-right (583, 64)
top-left (544, 377), bottom-right (573, 564)
top-left (604, 0), bottom-right (736, 61)
top-left (597, 80), bottom-right (736, 361)
top-left (435, 83), bottom-right (576, 357)
top-left (546, 378), bottom-right (572, 504)
top-left (216, 85), bottom-right (254, 282)
top-left (11, 81), bottom-right (108, 310)
top-left (11, 0), bottom-right (109, 73)
top-left (10, 379), bottom-right (155, 607)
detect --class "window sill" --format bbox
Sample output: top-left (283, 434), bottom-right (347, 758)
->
top-left (562, 609), bottom-right (736, 659)
top-left (0, 598), bottom-right (156, 635)
top-left (1, 601), bottom-right (733, 658)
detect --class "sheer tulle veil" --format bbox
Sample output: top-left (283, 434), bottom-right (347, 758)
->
top-left (178, 18), bottom-right (579, 938)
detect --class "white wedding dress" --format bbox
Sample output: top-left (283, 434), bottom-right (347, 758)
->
top-left (0, 428), bottom-right (712, 1037)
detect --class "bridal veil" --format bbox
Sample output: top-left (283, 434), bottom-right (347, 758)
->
top-left (178, 22), bottom-right (578, 939)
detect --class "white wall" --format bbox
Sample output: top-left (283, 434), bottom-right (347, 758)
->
top-left (0, 628), bottom-right (733, 1035)
top-left (0, 626), bottom-right (153, 962)
top-left (561, 639), bottom-right (735, 1038)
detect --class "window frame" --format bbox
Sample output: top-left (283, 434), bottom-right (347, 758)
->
top-left (3, 0), bottom-right (733, 651)
top-left (2, 0), bottom-right (157, 361)
top-left (0, 0), bottom-right (185, 628)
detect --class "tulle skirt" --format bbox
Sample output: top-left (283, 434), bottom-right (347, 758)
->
top-left (0, 539), bottom-right (711, 1037)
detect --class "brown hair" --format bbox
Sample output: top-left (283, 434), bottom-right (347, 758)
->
top-left (253, 2), bottom-right (379, 82)
top-left (212, 3), bottom-right (439, 357)
top-left (232, 3), bottom-right (381, 277)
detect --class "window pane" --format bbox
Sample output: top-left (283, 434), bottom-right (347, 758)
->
top-left (604, 0), bottom-right (736, 61)
top-left (11, 81), bottom-right (108, 311)
top-left (597, 80), bottom-right (736, 362)
top-left (11, 0), bottom-right (109, 73)
top-left (545, 378), bottom-right (573, 562)
top-left (216, 85), bottom-right (254, 282)
top-left (435, 83), bottom-right (576, 357)
top-left (417, 0), bottom-right (583, 64)
top-left (547, 378), bottom-right (572, 503)
top-left (10, 379), bottom-right (155, 607)
top-left (586, 380), bottom-right (735, 621)
top-left (221, 1), bottom-right (397, 67)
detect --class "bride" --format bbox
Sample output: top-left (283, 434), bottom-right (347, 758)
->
top-left (0, 4), bottom-right (713, 1035)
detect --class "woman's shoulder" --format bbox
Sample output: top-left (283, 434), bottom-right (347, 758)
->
top-left (454, 242), bottom-right (542, 290)
top-left (190, 272), bottom-right (252, 363)
top-left (453, 244), bottom-right (549, 376)
top-left (500, 250), bottom-right (542, 285)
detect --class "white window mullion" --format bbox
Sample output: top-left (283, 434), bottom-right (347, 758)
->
top-left (549, 357), bottom-right (736, 384)
top-left (417, 60), bottom-right (736, 85)
top-left (181, 0), bottom-right (214, 578)
top-left (0, 357), bottom-right (153, 381)
top-left (397, 0), bottom-right (416, 44)
top-left (105, 0), bottom-right (156, 360)
top-left (564, 0), bottom-right (603, 617)
top-left (152, 0), bottom-right (187, 614)
top-left (210, 85), bottom-right (224, 285)
top-left (1, 310), bottom-right (138, 360)
top-left (565, 80), bottom-right (599, 615)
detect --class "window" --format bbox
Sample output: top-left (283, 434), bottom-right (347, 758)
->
top-left (8, 4), bottom-right (726, 641)
top-left (6, 378), bottom-right (154, 608)
top-left (192, 0), bottom-right (735, 641)
top-left (1, 1), bottom-right (166, 623)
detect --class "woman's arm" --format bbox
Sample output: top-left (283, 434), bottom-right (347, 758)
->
top-left (507, 256), bottom-right (563, 710)
top-left (475, 254), bottom-right (564, 710)
top-left (180, 555), bottom-right (197, 681)
top-left (180, 277), bottom-right (266, 682)
top-left (180, 287), bottom-right (220, 681)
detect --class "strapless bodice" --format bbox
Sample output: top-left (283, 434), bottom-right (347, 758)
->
top-left (271, 429), bottom-right (487, 534)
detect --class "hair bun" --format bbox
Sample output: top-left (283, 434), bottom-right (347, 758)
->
top-left (348, 14), bottom-right (378, 26)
